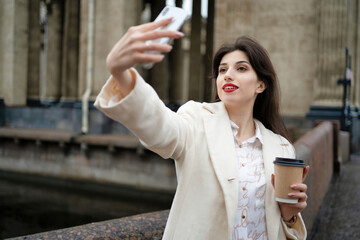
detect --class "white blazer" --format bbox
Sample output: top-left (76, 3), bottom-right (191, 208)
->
top-left (95, 69), bottom-right (307, 240)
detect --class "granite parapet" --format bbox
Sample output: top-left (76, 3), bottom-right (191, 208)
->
top-left (9, 210), bottom-right (169, 240)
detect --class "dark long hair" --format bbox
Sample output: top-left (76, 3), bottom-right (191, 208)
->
top-left (212, 36), bottom-right (289, 140)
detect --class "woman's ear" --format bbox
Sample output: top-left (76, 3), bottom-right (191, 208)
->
top-left (256, 81), bottom-right (266, 93)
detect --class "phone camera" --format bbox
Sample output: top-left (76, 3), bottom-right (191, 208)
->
top-left (162, 7), bottom-right (169, 16)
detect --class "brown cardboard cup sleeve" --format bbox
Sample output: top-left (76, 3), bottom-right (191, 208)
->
top-left (273, 157), bottom-right (306, 203)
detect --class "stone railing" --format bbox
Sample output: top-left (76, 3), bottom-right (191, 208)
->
top-left (8, 121), bottom-right (340, 239)
top-left (294, 121), bottom-right (340, 233)
top-left (9, 210), bottom-right (169, 240)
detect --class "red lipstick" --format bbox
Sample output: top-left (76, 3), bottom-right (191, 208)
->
top-left (222, 83), bottom-right (238, 92)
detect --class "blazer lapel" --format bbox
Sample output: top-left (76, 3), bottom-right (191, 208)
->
top-left (257, 120), bottom-right (282, 240)
top-left (202, 102), bottom-right (238, 236)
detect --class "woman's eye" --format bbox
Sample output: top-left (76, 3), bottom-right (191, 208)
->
top-left (238, 66), bottom-right (247, 71)
top-left (219, 68), bottom-right (226, 73)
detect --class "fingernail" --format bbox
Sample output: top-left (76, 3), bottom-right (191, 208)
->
top-left (290, 184), bottom-right (297, 188)
top-left (288, 193), bottom-right (296, 197)
top-left (175, 32), bottom-right (184, 37)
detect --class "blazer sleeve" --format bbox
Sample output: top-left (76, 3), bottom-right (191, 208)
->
top-left (281, 213), bottom-right (307, 240)
top-left (94, 68), bottom-right (192, 160)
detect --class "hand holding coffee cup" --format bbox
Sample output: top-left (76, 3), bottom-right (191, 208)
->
top-left (272, 157), bottom-right (309, 222)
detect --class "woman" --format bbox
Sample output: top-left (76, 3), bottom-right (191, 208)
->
top-left (95, 18), bottom-right (309, 240)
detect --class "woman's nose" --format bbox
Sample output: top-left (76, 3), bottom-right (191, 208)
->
top-left (224, 69), bottom-right (233, 81)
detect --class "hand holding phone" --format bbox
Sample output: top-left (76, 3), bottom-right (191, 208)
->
top-left (142, 6), bottom-right (189, 69)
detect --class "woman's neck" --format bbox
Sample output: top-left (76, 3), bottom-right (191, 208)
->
top-left (226, 105), bottom-right (255, 142)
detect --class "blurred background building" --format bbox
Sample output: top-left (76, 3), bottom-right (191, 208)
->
top-left (0, 0), bottom-right (359, 238)
top-left (1, 0), bottom-right (359, 133)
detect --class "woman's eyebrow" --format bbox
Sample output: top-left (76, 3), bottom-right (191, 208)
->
top-left (236, 60), bottom-right (250, 65)
top-left (219, 60), bottom-right (250, 66)
top-left (219, 60), bottom-right (251, 66)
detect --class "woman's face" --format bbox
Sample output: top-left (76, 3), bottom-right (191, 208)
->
top-left (216, 50), bottom-right (265, 110)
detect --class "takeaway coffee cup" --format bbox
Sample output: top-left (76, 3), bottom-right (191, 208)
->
top-left (273, 157), bottom-right (306, 204)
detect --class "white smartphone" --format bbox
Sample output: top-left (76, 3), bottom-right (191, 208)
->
top-left (142, 6), bottom-right (189, 69)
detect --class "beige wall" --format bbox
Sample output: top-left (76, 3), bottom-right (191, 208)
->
top-left (214, 0), bottom-right (359, 117)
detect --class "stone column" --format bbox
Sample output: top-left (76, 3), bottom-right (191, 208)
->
top-left (78, 0), bottom-right (89, 99)
top-left (188, 0), bottom-right (202, 101)
top-left (79, 0), bottom-right (143, 101)
top-left (61, 0), bottom-right (80, 101)
top-left (0, 0), bottom-right (29, 106)
top-left (307, 0), bottom-right (360, 149)
top-left (147, 1), bottom-right (168, 101)
top-left (355, 1), bottom-right (360, 107)
top-left (41, 0), bottom-right (64, 102)
top-left (313, 0), bottom-right (356, 106)
top-left (0, 2), bottom-right (3, 100)
top-left (345, 0), bottom-right (360, 107)
top-left (27, 0), bottom-right (41, 101)
top-left (313, 0), bottom-right (334, 105)
top-left (168, 0), bottom-right (185, 105)
top-left (203, 0), bottom-right (215, 102)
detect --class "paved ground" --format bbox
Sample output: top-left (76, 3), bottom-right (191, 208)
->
top-left (309, 153), bottom-right (360, 240)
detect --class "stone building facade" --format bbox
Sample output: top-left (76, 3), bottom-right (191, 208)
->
top-left (214, 0), bottom-right (360, 117)
top-left (0, 0), bottom-right (359, 124)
